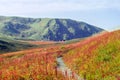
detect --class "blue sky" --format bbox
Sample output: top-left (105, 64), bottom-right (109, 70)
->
top-left (0, 0), bottom-right (120, 31)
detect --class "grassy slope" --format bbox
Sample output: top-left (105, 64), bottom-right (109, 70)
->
top-left (0, 41), bottom-right (73, 80)
top-left (63, 30), bottom-right (120, 80)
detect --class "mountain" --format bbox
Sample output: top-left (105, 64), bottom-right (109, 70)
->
top-left (0, 16), bottom-right (104, 41)
top-left (0, 37), bottom-right (36, 54)
top-left (63, 30), bottom-right (120, 80)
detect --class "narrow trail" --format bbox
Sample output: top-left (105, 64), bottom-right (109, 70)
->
top-left (57, 57), bottom-right (84, 80)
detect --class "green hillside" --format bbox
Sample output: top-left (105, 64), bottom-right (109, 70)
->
top-left (0, 16), bottom-right (104, 41)
top-left (0, 37), bottom-right (36, 54)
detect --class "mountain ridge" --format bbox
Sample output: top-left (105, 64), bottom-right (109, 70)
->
top-left (0, 16), bottom-right (105, 41)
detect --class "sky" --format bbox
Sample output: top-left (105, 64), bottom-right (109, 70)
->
top-left (0, 0), bottom-right (120, 31)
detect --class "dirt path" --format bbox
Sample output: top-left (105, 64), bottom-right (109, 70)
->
top-left (57, 57), bottom-right (84, 80)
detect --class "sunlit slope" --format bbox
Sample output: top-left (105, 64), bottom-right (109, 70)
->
top-left (63, 30), bottom-right (120, 80)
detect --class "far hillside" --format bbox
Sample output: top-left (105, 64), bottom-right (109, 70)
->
top-left (0, 16), bottom-right (105, 41)
top-left (0, 37), bottom-right (37, 54)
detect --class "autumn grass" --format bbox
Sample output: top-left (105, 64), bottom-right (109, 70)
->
top-left (63, 30), bottom-right (120, 80)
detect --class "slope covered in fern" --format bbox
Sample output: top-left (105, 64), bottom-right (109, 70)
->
top-left (63, 30), bottom-right (120, 80)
